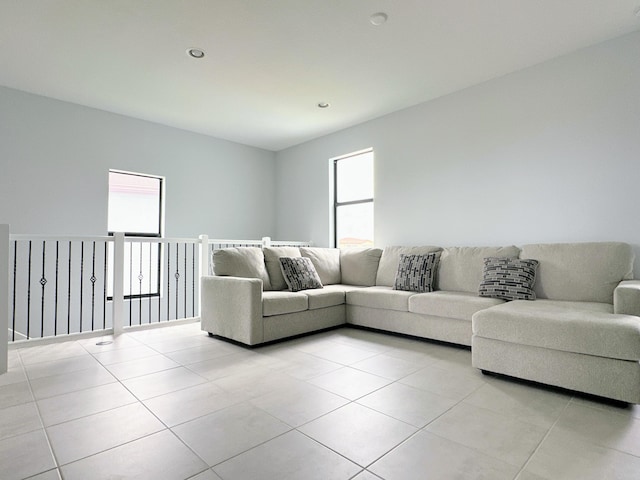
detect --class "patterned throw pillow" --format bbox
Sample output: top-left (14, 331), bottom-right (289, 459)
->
top-left (393, 253), bottom-right (439, 293)
top-left (279, 257), bottom-right (324, 292)
top-left (478, 257), bottom-right (539, 301)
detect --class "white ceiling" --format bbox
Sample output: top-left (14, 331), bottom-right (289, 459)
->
top-left (1, 1), bottom-right (639, 151)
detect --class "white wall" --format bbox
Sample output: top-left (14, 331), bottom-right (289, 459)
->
top-left (0, 87), bottom-right (276, 238)
top-left (276, 31), bottom-right (640, 276)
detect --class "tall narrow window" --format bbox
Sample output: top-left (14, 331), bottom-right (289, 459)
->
top-left (108, 170), bottom-right (164, 297)
top-left (334, 150), bottom-right (374, 248)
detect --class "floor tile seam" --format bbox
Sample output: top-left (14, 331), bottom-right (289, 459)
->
top-left (303, 349), bottom-right (382, 368)
top-left (20, 352), bottom-right (96, 369)
top-left (107, 362), bottom-right (186, 382)
top-left (456, 392), bottom-right (568, 431)
top-left (22, 367), bottom-right (62, 474)
top-left (256, 396), bottom-right (351, 430)
top-left (424, 429), bottom-right (526, 470)
top-left (302, 374), bottom-right (391, 403)
top-left (542, 401), bottom-right (640, 460)
top-left (205, 427), bottom-right (296, 470)
top-left (55, 428), bottom-right (172, 469)
top-left (159, 394), bottom-right (247, 430)
top-left (89, 349), bottom-right (164, 366)
top-left (568, 395), bottom-right (640, 421)
top-left (512, 395), bottom-right (573, 478)
top-left (38, 396), bottom-right (140, 429)
top-left (292, 427), bottom-right (370, 470)
top-left (25, 363), bottom-right (111, 383)
top-left (31, 376), bottom-right (120, 402)
top-left (23, 467), bottom-right (62, 480)
top-left (0, 404), bottom-right (44, 443)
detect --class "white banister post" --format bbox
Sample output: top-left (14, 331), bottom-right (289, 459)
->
top-left (262, 236), bottom-right (271, 247)
top-left (198, 234), bottom-right (209, 317)
top-left (112, 232), bottom-right (125, 335)
top-left (0, 224), bottom-right (9, 374)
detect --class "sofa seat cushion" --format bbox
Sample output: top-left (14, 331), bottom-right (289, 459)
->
top-left (409, 291), bottom-right (504, 321)
top-left (303, 288), bottom-right (346, 310)
top-left (262, 291), bottom-right (308, 316)
top-left (347, 286), bottom-right (414, 312)
top-left (472, 299), bottom-right (640, 361)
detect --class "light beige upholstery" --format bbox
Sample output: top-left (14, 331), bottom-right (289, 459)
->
top-left (472, 336), bottom-right (640, 404)
top-left (473, 300), bottom-right (640, 361)
top-left (409, 291), bottom-right (504, 322)
top-left (263, 246), bottom-right (300, 291)
top-left (212, 247), bottom-right (272, 290)
top-left (340, 248), bottom-right (383, 286)
top-left (375, 246), bottom-right (442, 287)
top-left (347, 305), bottom-right (472, 346)
top-left (263, 305), bottom-right (345, 343)
top-left (347, 286), bottom-right (414, 312)
top-left (300, 247), bottom-right (341, 285)
top-left (303, 288), bottom-right (345, 310)
top-left (520, 242), bottom-right (634, 303)
top-left (614, 280), bottom-right (640, 317)
top-left (201, 276), bottom-right (263, 345)
top-left (262, 291), bottom-right (308, 317)
top-left (437, 246), bottom-right (520, 293)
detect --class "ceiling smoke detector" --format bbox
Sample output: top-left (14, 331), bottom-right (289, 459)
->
top-left (187, 48), bottom-right (205, 59)
top-left (370, 12), bottom-right (388, 26)
top-left (317, 102), bottom-right (330, 108)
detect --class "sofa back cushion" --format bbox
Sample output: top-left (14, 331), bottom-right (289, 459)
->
top-left (520, 242), bottom-right (634, 303)
top-left (340, 248), bottom-right (383, 286)
top-left (212, 247), bottom-right (272, 290)
top-left (376, 246), bottom-right (442, 287)
top-left (263, 247), bottom-right (301, 291)
top-left (300, 247), bottom-right (341, 285)
top-left (437, 246), bottom-right (521, 293)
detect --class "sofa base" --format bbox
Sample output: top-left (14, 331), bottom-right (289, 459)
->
top-left (263, 305), bottom-right (345, 343)
top-left (347, 305), bottom-right (471, 347)
top-left (472, 335), bottom-right (640, 404)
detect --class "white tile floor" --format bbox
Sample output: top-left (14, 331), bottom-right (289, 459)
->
top-left (2, 323), bottom-right (640, 480)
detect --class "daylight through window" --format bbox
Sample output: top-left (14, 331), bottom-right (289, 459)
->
top-left (108, 170), bottom-right (164, 297)
top-left (334, 150), bottom-right (374, 248)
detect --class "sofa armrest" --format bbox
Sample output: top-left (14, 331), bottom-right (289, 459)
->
top-left (200, 275), bottom-right (264, 345)
top-left (614, 280), bottom-right (640, 317)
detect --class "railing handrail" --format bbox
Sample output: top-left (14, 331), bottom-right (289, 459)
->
top-left (10, 234), bottom-right (114, 242)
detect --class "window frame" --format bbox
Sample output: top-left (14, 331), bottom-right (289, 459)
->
top-left (107, 169), bottom-right (164, 299)
top-left (332, 149), bottom-right (374, 248)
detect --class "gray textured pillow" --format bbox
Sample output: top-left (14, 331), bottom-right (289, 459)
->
top-left (478, 257), bottom-right (539, 301)
top-left (279, 257), bottom-right (323, 292)
top-left (394, 253), bottom-right (439, 293)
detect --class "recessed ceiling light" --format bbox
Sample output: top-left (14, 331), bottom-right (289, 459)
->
top-left (187, 48), bottom-right (205, 59)
top-left (317, 102), bottom-right (330, 108)
top-left (370, 12), bottom-right (388, 26)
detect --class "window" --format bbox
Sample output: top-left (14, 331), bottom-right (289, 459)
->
top-left (108, 171), bottom-right (163, 236)
top-left (108, 170), bottom-right (164, 298)
top-left (333, 150), bottom-right (374, 248)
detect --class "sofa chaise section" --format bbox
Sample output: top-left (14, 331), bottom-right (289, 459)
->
top-left (472, 242), bottom-right (640, 403)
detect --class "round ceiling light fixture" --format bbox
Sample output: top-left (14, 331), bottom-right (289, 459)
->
top-left (317, 102), bottom-right (330, 108)
top-left (187, 48), bottom-right (205, 59)
top-left (369, 12), bottom-right (388, 26)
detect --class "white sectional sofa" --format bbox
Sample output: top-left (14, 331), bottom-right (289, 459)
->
top-left (200, 242), bottom-right (640, 403)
